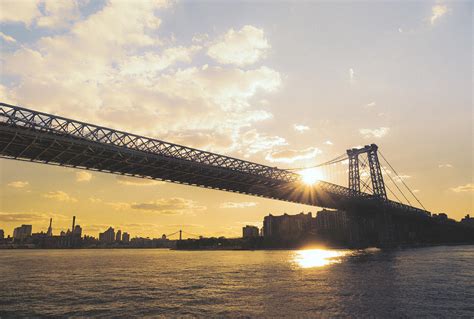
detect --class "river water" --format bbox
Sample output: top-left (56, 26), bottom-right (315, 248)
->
top-left (1, 246), bottom-right (473, 317)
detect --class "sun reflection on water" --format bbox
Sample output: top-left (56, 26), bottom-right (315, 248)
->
top-left (293, 249), bottom-right (349, 268)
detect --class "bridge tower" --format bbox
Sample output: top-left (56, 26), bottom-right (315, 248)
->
top-left (346, 144), bottom-right (387, 200)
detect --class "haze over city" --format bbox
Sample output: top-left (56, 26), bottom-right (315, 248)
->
top-left (0, 0), bottom-right (472, 238)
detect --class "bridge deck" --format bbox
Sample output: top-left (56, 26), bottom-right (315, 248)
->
top-left (0, 103), bottom-right (429, 217)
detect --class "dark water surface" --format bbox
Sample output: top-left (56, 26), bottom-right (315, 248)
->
top-left (1, 246), bottom-right (473, 318)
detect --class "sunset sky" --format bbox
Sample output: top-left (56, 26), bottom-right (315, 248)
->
top-left (0, 0), bottom-right (472, 238)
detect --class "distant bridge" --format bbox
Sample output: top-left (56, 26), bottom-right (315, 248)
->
top-left (0, 102), bottom-right (429, 219)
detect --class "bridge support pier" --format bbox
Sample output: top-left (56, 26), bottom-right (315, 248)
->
top-left (376, 209), bottom-right (395, 248)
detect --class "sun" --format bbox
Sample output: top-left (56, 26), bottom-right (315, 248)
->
top-left (299, 168), bottom-right (323, 185)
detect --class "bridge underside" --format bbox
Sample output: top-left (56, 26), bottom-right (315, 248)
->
top-left (1, 124), bottom-right (366, 210)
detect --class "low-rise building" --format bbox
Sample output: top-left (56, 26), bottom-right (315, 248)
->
top-left (461, 214), bottom-right (474, 227)
top-left (263, 212), bottom-right (313, 240)
top-left (242, 225), bottom-right (259, 238)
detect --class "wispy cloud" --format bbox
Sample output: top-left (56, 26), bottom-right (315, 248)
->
top-left (359, 127), bottom-right (390, 139)
top-left (43, 191), bottom-right (78, 203)
top-left (430, 4), bottom-right (448, 25)
top-left (438, 163), bottom-right (453, 168)
top-left (207, 25), bottom-right (270, 66)
top-left (349, 68), bottom-right (355, 83)
top-left (8, 181), bottom-right (29, 188)
top-left (116, 176), bottom-right (163, 186)
top-left (265, 147), bottom-right (321, 164)
top-left (0, 31), bottom-right (16, 43)
top-left (76, 171), bottom-right (92, 182)
top-left (238, 129), bottom-right (287, 157)
top-left (108, 198), bottom-right (206, 215)
top-left (366, 101), bottom-right (376, 107)
top-left (450, 183), bottom-right (474, 193)
top-left (220, 202), bottom-right (257, 209)
top-left (131, 198), bottom-right (206, 215)
top-left (0, 211), bottom-right (68, 223)
top-left (293, 124), bottom-right (310, 133)
top-left (324, 140), bottom-right (334, 146)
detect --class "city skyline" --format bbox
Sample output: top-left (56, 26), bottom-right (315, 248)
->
top-left (1, 0), bottom-right (472, 238)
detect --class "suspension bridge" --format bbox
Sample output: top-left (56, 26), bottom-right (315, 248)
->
top-left (3, 102), bottom-right (455, 246)
top-left (0, 102), bottom-right (429, 218)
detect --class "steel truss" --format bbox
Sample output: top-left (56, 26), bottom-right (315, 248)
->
top-left (0, 102), bottom-right (429, 217)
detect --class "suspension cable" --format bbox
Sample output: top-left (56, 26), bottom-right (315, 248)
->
top-left (379, 151), bottom-right (427, 210)
top-left (381, 164), bottom-right (412, 205)
top-left (166, 231), bottom-right (180, 237)
top-left (385, 182), bottom-right (403, 204)
top-left (285, 153), bottom-right (348, 171)
top-left (182, 231), bottom-right (200, 238)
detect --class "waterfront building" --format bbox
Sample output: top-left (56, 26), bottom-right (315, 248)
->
top-left (461, 214), bottom-right (474, 227)
top-left (0, 229), bottom-right (4, 239)
top-left (122, 232), bottom-right (130, 242)
top-left (242, 225), bottom-right (259, 238)
top-left (314, 209), bottom-right (353, 243)
top-left (433, 213), bottom-right (448, 221)
top-left (116, 230), bottom-right (122, 242)
top-left (99, 227), bottom-right (115, 243)
top-left (13, 225), bottom-right (32, 240)
top-left (263, 212), bottom-right (313, 240)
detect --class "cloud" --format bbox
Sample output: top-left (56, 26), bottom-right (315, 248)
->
top-left (0, 32), bottom-right (16, 43)
top-left (430, 4), bottom-right (448, 25)
top-left (116, 176), bottom-right (163, 186)
top-left (265, 147), bottom-right (321, 164)
top-left (438, 163), bottom-right (453, 168)
top-left (349, 68), bottom-right (355, 83)
top-left (450, 183), bottom-right (474, 193)
top-left (220, 202), bottom-right (257, 209)
top-left (43, 191), bottom-right (78, 202)
top-left (106, 202), bottom-right (131, 210)
top-left (130, 198), bottom-right (206, 215)
top-left (398, 28), bottom-right (403, 33)
top-left (88, 197), bottom-right (102, 203)
top-left (293, 124), bottom-right (310, 133)
top-left (76, 171), bottom-right (92, 182)
top-left (119, 45), bottom-right (201, 77)
top-left (8, 181), bottom-right (29, 188)
top-left (0, 211), bottom-right (68, 223)
top-left (207, 25), bottom-right (270, 66)
top-left (36, 0), bottom-right (80, 29)
top-left (366, 101), bottom-right (376, 107)
top-left (359, 127), bottom-right (390, 139)
top-left (1, 0), bottom-right (283, 162)
top-left (238, 129), bottom-right (287, 157)
top-left (324, 140), bottom-right (333, 145)
top-left (0, 0), bottom-right (42, 25)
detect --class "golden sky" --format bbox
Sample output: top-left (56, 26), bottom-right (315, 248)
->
top-left (0, 0), bottom-right (472, 238)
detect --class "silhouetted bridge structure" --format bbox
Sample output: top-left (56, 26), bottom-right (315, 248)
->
top-left (0, 102), bottom-right (429, 216)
